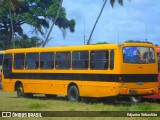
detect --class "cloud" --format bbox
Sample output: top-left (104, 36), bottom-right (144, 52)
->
top-left (23, 0), bottom-right (160, 46)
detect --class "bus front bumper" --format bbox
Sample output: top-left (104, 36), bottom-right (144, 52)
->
top-left (119, 87), bottom-right (158, 95)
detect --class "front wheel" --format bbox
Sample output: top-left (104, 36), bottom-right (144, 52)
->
top-left (16, 83), bottom-right (33, 98)
top-left (130, 96), bottom-right (142, 103)
top-left (68, 85), bottom-right (80, 102)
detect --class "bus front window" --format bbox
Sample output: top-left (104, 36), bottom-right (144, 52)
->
top-left (123, 46), bottom-right (155, 64)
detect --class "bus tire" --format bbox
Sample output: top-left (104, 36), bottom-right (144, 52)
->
top-left (16, 83), bottom-right (25, 97)
top-left (45, 94), bottom-right (57, 99)
top-left (68, 85), bottom-right (80, 102)
top-left (130, 96), bottom-right (142, 103)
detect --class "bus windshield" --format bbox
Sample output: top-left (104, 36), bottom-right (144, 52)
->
top-left (123, 46), bottom-right (155, 64)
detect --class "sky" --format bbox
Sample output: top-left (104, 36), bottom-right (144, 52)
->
top-left (24, 0), bottom-right (160, 46)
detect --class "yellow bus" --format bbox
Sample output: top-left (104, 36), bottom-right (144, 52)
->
top-left (0, 51), bottom-right (4, 89)
top-left (1, 43), bottom-right (158, 102)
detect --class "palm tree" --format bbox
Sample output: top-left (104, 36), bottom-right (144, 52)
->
top-left (87, 0), bottom-right (130, 44)
top-left (1, 0), bottom-right (21, 10)
top-left (42, 0), bottom-right (63, 47)
top-left (0, 0), bottom-right (21, 48)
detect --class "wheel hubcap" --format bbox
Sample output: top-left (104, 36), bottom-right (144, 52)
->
top-left (18, 87), bottom-right (23, 96)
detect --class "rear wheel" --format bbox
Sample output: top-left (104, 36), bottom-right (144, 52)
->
top-left (68, 85), bottom-right (80, 102)
top-left (130, 96), bottom-right (142, 103)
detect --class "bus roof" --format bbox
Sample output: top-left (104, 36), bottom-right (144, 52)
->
top-left (4, 43), bottom-right (156, 54)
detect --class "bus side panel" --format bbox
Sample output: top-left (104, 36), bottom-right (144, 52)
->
top-left (97, 86), bottom-right (119, 97)
top-left (23, 80), bottom-right (68, 95)
top-left (24, 80), bottom-right (98, 97)
top-left (78, 82), bottom-right (119, 97)
top-left (79, 85), bottom-right (98, 97)
top-left (3, 80), bottom-right (15, 92)
top-left (21, 80), bottom-right (120, 98)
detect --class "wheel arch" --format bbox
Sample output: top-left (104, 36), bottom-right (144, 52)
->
top-left (67, 82), bottom-right (79, 94)
top-left (14, 81), bottom-right (22, 91)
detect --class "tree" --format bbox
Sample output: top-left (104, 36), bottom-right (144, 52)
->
top-left (96, 41), bottom-right (109, 44)
top-left (23, 0), bottom-right (75, 47)
top-left (87, 0), bottom-right (130, 44)
top-left (125, 40), bottom-right (154, 44)
top-left (15, 35), bottom-right (43, 48)
top-left (0, 0), bottom-right (21, 10)
top-left (0, 0), bottom-right (76, 49)
top-left (43, 0), bottom-right (63, 47)
top-left (0, 0), bottom-right (21, 48)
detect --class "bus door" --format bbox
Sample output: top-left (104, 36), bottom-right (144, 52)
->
top-left (3, 54), bottom-right (12, 79)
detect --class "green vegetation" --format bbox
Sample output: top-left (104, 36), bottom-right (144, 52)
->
top-left (96, 41), bottom-right (109, 44)
top-left (28, 103), bottom-right (47, 109)
top-left (125, 40), bottom-right (159, 46)
top-left (0, 0), bottom-right (76, 49)
top-left (0, 90), bottom-right (160, 120)
top-left (1, 90), bottom-right (160, 111)
top-left (125, 40), bottom-right (153, 44)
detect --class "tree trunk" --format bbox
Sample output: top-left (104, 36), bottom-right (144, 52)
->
top-left (4, 22), bottom-right (10, 49)
top-left (87, 0), bottom-right (107, 45)
top-left (42, 0), bottom-right (63, 47)
top-left (9, 6), bottom-right (15, 48)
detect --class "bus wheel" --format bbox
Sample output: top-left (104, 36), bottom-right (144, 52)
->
top-left (130, 96), bottom-right (142, 103)
top-left (68, 85), bottom-right (80, 102)
top-left (17, 83), bottom-right (25, 97)
top-left (45, 94), bottom-right (57, 99)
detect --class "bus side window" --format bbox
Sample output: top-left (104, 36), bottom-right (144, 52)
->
top-left (158, 54), bottom-right (160, 72)
top-left (56, 52), bottom-right (71, 69)
top-left (26, 53), bottom-right (39, 69)
top-left (14, 54), bottom-right (25, 69)
top-left (72, 51), bottom-right (89, 69)
top-left (40, 52), bottom-right (54, 69)
top-left (110, 50), bottom-right (114, 70)
top-left (90, 50), bottom-right (109, 70)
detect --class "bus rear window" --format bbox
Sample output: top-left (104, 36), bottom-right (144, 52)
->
top-left (123, 47), bottom-right (155, 64)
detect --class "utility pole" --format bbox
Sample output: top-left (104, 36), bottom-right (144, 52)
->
top-left (145, 24), bottom-right (148, 42)
top-left (84, 20), bottom-right (86, 45)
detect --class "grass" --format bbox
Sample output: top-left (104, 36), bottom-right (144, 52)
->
top-left (28, 103), bottom-right (47, 109)
top-left (0, 90), bottom-right (160, 120)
